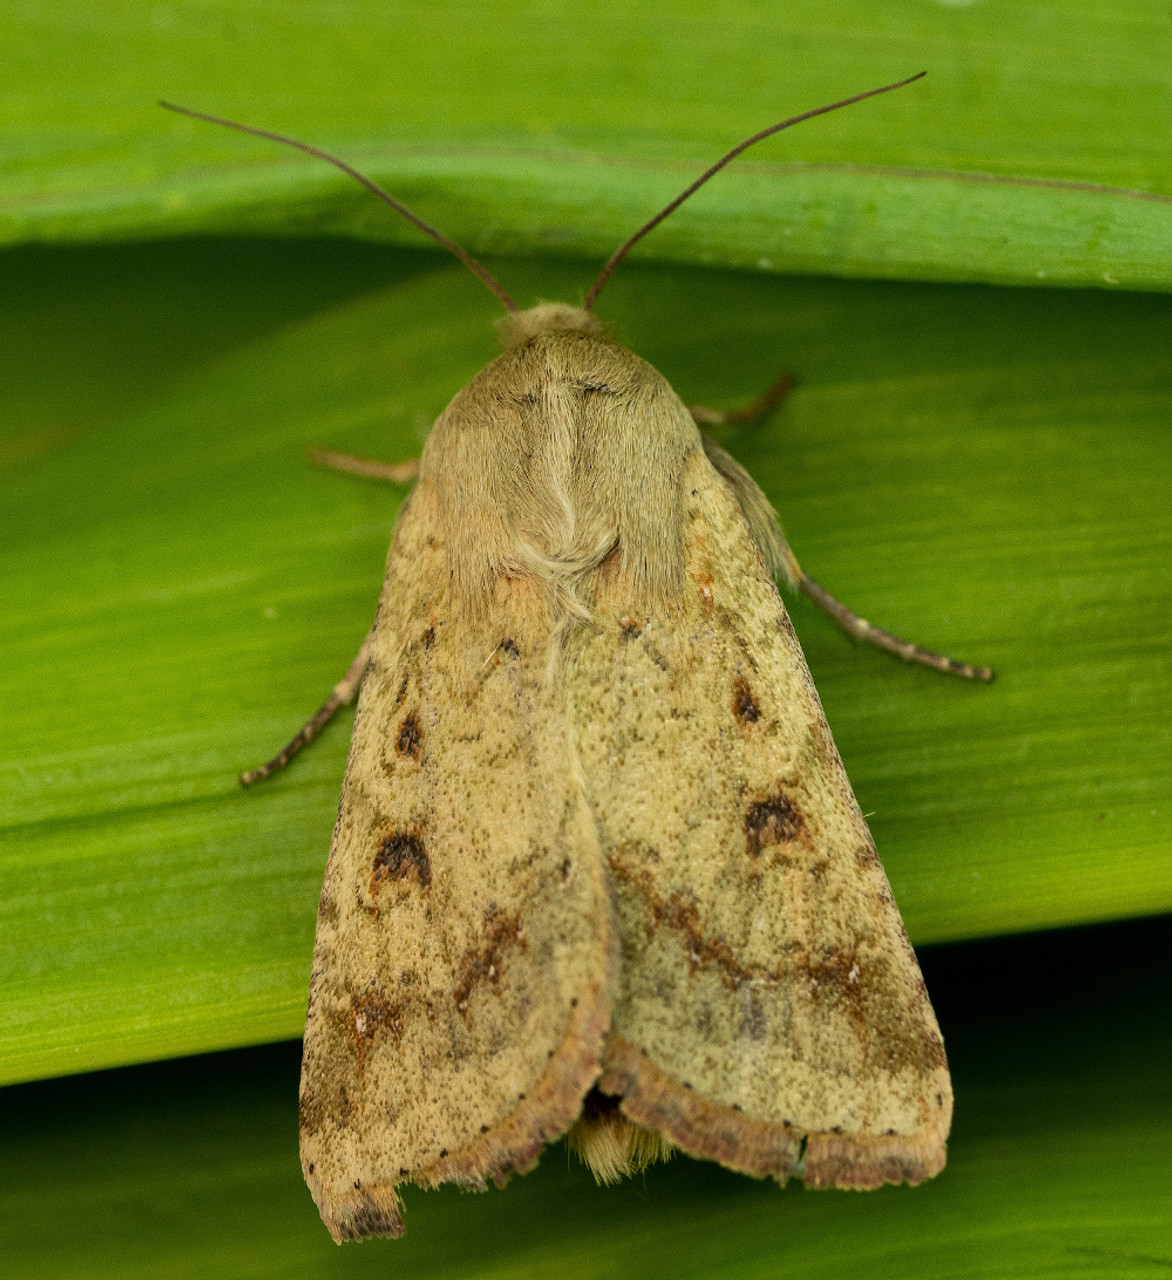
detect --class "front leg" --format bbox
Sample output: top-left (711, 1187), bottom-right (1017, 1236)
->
top-left (239, 448), bottom-right (418, 785)
top-left (240, 631), bottom-right (373, 786)
top-left (689, 372), bottom-right (795, 427)
top-left (702, 437), bottom-right (994, 683)
top-left (311, 449), bottom-right (420, 483)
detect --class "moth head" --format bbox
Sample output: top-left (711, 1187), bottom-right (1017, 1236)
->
top-left (495, 303), bottom-right (603, 351)
top-left (160, 74), bottom-right (924, 316)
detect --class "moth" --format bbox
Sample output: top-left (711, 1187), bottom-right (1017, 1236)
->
top-left (164, 73), bottom-right (992, 1242)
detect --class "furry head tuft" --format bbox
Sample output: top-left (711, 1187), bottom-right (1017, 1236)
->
top-left (496, 303), bottom-right (602, 351)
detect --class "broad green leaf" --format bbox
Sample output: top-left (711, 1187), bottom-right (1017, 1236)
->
top-left (1, 244), bottom-right (1168, 1086)
top-left (3, 920), bottom-right (1169, 1278)
top-left (0, 239), bottom-right (438, 446)
top-left (4, 1), bottom-right (1172, 290)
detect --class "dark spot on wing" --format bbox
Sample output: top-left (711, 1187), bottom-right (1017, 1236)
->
top-left (500, 637), bottom-right (520, 657)
top-left (733, 675), bottom-right (760, 724)
top-left (422, 626), bottom-right (435, 650)
top-left (619, 616), bottom-right (642, 639)
top-left (370, 832), bottom-right (430, 899)
top-left (745, 794), bottom-right (810, 854)
top-left (396, 713), bottom-right (422, 760)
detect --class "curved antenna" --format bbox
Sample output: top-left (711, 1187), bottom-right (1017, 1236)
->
top-left (583, 72), bottom-right (926, 311)
top-left (159, 101), bottom-right (518, 312)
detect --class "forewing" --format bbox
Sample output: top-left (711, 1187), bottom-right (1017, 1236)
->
top-left (299, 477), bottom-right (615, 1241)
top-left (569, 449), bottom-right (951, 1188)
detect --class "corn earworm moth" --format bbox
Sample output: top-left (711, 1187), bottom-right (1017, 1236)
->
top-left (163, 73), bottom-right (993, 1241)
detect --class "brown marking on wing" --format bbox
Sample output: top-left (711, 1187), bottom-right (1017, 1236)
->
top-left (370, 832), bottom-right (430, 899)
top-left (349, 991), bottom-right (403, 1075)
top-left (797, 944), bottom-right (946, 1074)
top-left (609, 843), bottom-right (944, 1074)
top-left (661, 891), bottom-right (754, 985)
top-left (453, 907), bottom-right (527, 1019)
top-left (396, 713), bottom-right (422, 760)
top-left (697, 572), bottom-right (715, 613)
top-left (732, 675), bottom-right (760, 724)
top-left (744, 794), bottom-right (812, 855)
top-left (299, 1078), bottom-right (324, 1137)
top-left (608, 845), bottom-right (758, 989)
top-left (854, 841), bottom-right (882, 872)
top-left (619, 616), bottom-right (642, 639)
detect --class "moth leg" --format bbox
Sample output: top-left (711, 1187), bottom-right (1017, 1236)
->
top-left (781, 546), bottom-right (994, 682)
top-left (688, 372), bottom-right (794, 427)
top-left (311, 449), bottom-right (420, 483)
top-left (701, 437), bottom-right (993, 681)
top-left (240, 631), bottom-right (373, 786)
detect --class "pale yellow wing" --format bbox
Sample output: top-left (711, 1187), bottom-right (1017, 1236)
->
top-left (299, 476), bottom-right (615, 1241)
top-left (568, 448), bottom-right (951, 1188)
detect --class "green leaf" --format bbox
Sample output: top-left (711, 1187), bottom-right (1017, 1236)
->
top-left (3, 921), bottom-right (1170, 1278)
top-left (5, 1), bottom-right (1172, 291)
top-left (1, 242), bottom-right (1168, 1086)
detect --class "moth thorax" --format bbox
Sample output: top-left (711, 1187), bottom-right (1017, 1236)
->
top-left (495, 303), bottom-right (602, 351)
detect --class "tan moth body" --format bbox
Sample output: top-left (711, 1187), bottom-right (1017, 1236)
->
top-left (298, 305), bottom-right (951, 1240)
top-left (170, 72), bottom-right (986, 1243)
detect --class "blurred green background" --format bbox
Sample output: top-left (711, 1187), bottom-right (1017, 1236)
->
top-left (1, 1), bottom-right (1169, 1275)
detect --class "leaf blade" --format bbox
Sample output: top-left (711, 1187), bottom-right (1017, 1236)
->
top-left (0, 248), bottom-right (1168, 1085)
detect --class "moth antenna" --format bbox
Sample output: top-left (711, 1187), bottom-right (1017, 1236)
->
top-left (583, 72), bottom-right (926, 310)
top-left (159, 101), bottom-right (519, 312)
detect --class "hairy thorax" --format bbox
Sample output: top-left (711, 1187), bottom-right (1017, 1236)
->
top-left (420, 308), bottom-right (703, 623)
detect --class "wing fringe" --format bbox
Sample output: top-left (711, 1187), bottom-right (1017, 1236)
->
top-left (599, 1036), bottom-right (947, 1189)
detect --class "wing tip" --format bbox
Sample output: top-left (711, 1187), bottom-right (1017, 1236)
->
top-left (317, 1185), bottom-right (406, 1243)
top-left (304, 971), bottom-right (611, 1240)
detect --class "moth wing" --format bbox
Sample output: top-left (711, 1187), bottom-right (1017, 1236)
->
top-left (570, 448), bottom-right (951, 1188)
top-left (299, 476), bottom-right (615, 1241)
